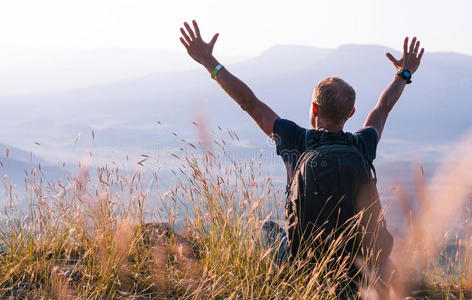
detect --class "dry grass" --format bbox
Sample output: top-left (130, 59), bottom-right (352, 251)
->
top-left (0, 127), bottom-right (471, 299)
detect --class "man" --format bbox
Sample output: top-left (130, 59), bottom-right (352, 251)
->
top-left (179, 20), bottom-right (423, 289)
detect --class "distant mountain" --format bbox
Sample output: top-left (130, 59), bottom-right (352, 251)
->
top-left (0, 44), bottom-right (470, 167)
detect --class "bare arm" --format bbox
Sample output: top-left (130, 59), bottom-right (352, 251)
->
top-left (364, 37), bottom-right (424, 141)
top-left (179, 20), bottom-right (279, 137)
top-left (364, 76), bottom-right (407, 141)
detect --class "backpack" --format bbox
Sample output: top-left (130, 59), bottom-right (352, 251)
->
top-left (285, 129), bottom-right (393, 266)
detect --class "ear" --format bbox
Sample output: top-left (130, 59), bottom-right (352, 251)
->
top-left (312, 103), bottom-right (318, 116)
top-left (349, 107), bottom-right (355, 118)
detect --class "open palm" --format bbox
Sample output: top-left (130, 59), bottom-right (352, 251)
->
top-left (179, 20), bottom-right (219, 65)
top-left (386, 37), bottom-right (424, 74)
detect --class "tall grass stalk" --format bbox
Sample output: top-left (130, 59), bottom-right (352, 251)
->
top-left (0, 128), bottom-right (471, 299)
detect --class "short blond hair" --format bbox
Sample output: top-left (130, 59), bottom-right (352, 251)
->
top-left (312, 77), bottom-right (356, 125)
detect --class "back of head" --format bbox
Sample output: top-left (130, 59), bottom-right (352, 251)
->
top-left (312, 77), bottom-right (356, 126)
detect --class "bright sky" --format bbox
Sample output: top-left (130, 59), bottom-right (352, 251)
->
top-left (0, 0), bottom-right (470, 57)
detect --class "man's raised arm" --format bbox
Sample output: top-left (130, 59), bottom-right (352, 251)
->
top-left (364, 37), bottom-right (424, 141)
top-left (179, 20), bottom-right (279, 137)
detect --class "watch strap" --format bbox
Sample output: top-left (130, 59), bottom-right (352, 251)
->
top-left (396, 69), bottom-right (412, 84)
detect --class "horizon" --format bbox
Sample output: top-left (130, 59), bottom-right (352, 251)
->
top-left (1, 42), bottom-right (471, 97)
top-left (0, 41), bottom-right (470, 170)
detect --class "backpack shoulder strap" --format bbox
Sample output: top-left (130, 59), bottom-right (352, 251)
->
top-left (344, 132), bottom-right (359, 147)
top-left (285, 147), bottom-right (312, 194)
top-left (344, 132), bottom-right (378, 183)
top-left (305, 129), bottom-right (323, 149)
top-left (285, 129), bottom-right (319, 194)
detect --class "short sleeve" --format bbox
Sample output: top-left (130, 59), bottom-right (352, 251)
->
top-left (355, 126), bottom-right (379, 162)
top-left (273, 118), bottom-right (308, 184)
top-left (273, 118), bottom-right (307, 156)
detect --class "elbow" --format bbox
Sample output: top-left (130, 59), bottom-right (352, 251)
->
top-left (376, 104), bottom-right (391, 115)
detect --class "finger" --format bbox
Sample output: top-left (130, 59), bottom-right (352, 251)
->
top-left (184, 22), bottom-right (196, 40)
top-left (403, 37), bottom-right (409, 55)
top-left (192, 20), bottom-right (201, 39)
top-left (409, 37), bottom-right (417, 53)
top-left (417, 48), bottom-right (425, 61)
top-left (386, 52), bottom-right (399, 65)
top-left (209, 33), bottom-right (219, 46)
top-left (413, 40), bottom-right (420, 55)
top-left (180, 37), bottom-right (189, 49)
top-left (180, 27), bottom-right (191, 44)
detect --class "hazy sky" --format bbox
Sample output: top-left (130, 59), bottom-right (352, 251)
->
top-left (0, 0), bottom-right (470, 57)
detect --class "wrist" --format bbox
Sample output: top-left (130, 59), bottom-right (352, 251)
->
top-left (201, 56), bottom-right (219, 72)
top-left (395, 69), bottom-right (412, 84)
top-left (393, 74), bottom-right (406, 83)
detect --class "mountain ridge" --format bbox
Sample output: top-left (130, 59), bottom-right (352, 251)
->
top-left (0, 43), bottom-right (470, 167)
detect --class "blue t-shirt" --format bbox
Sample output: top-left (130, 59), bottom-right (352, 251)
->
top-left (273, 118), bottom-right (378, 184)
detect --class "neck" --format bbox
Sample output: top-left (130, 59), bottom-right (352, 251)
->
top-left (313, 118), bottom-right (344, 132)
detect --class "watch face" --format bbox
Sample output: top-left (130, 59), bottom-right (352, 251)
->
top-left (403, 70), bottom-right (411, 78)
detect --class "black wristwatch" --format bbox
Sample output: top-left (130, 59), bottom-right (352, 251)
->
top-left (396, 69), bottom-right (412, 84)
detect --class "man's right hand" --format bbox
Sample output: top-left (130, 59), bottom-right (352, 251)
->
top-left (179, 20), bottom-right (219, 66)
